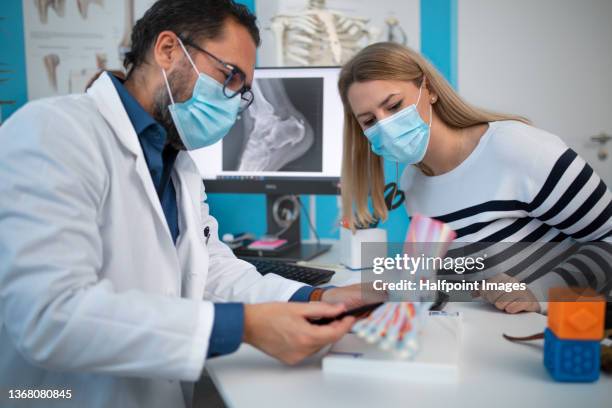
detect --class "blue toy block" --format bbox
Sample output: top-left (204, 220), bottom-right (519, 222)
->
top-left (543, 328), bottom-right (600, 382)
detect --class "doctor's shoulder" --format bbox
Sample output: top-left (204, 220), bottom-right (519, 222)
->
top-left (2, 95), bottom-right (105, 149)
top-left (0, 96), bottom-right (109, 183)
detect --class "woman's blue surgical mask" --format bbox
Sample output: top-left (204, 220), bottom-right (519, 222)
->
top-left (363, 81), bottom-right (432, 164)
top-left (161, 38), bottom-right (240, 150)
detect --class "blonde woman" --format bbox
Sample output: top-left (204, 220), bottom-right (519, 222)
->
top-left (339, 42), bottom-right (612, 314)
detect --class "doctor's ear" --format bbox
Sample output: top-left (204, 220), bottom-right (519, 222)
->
top-left (153, 31), bottom-right (182, 71)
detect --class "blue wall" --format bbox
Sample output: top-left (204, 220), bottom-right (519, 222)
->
top-left (421, 0), bottom-right (458, 87)
top-left (1, 0), bottom-right (457, 243)
top-left (0, 1), bottom-right (27, 121)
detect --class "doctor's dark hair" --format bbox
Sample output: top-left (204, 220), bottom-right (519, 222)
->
top-left (123, 0), bottom-right (260, 75)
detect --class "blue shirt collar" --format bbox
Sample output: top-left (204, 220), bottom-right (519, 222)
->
top-left (109, 73), bottom-right (161, 137)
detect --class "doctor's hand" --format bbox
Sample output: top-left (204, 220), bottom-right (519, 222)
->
top-left (321, 283), bottom-right (389, 309)
top-left (478, 273), bottom-right (541, 314)
top-left (243, 302), bottom-right (355, 365)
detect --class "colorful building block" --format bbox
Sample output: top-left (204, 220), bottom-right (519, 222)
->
top-left (547, 288), bottom-right (605, 340)
top-left (543, 328), bottom-right (600, 382)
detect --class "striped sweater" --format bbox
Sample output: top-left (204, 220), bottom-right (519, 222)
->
top-left (400, 121), bottom-right (612, 299)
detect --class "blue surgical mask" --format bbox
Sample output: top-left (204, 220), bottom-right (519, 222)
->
top-left (363, 81), bottom-right (432, 164)
top-left (161, 38), bottom-right (240, 150)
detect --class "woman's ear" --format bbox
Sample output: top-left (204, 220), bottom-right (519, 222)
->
top-left (423, 77), bottom-right (438, 104)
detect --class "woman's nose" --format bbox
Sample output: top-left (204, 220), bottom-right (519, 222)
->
top-left (376, 110), bottom-right (392, 122)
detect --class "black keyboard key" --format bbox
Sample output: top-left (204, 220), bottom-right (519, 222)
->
top-left (240, 257), bottom-right (335, 286)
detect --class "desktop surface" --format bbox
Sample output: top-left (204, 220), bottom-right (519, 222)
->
top-left (205, 243), bottom-right (612, 408)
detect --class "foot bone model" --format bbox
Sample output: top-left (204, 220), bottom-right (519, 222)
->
top-left (238, 78), bottom-right (314, 172)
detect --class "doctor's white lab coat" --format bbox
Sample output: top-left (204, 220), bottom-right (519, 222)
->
top-left (0, 72), bottom-right (304, 408)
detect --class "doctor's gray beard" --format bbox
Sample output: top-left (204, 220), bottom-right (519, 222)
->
top-left (152, 66), bottom-right (193, 151)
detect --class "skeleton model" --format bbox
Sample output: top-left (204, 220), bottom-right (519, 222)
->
top-left (35, 0), bottom-right (65, 24)
top-left (385, 16), bottom-right (407, 45)
top-left (238, 78), bottom-right (314, 171)
top-left (270, 0), bottom-right (381, 66)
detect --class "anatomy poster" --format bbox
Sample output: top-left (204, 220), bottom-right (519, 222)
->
top-left (23, 0), bottom-right (155, 100)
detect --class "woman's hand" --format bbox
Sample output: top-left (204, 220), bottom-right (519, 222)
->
top-left (478, 273), bottom-right (540, 314)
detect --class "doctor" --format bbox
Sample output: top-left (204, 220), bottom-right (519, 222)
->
top-left (0, 1), bottom-right (368, 407)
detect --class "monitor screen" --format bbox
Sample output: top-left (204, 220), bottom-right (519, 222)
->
top-left (189, 67), bottom-right (344, 194)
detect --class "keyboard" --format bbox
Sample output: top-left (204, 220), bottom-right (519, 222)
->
top-left (241, 258), bottom-right (335, 286)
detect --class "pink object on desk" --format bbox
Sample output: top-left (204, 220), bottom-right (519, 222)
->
top-left (247, 239), bottom-right (288, 251)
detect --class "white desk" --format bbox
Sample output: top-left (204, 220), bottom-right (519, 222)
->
top-left (206, 243), bottom-right (611, 408)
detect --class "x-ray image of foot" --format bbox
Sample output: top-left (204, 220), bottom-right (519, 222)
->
top-left (43, 54), bottom-right (60, 91)
top-left (238, 79), bottom-right (314, 171)
top-left (35, 0), bottom-right (65, 23)
top-left (77, 0), bottom-right (104, 19)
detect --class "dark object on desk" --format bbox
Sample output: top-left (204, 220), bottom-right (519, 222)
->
top-left (309, 302), bottom-right (384, 325)
top-left (311, 291), bottom-right (448, 326)
top-left (242, 257), bottom-right (335, 286)
top-left (429, 291), bottom-right (449, 311)
top-left (601, 343), bottom-right (612, 373)
top-left (503, 332), bottom-right (545, 342)
top-left (234, 241), bottom-right (331, 262)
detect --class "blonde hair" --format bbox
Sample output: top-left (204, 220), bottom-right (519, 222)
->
top-left (338, 42), bottom-right (528, 230)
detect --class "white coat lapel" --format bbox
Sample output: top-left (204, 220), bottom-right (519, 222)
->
top-left (174, 152), bottom-right (209, 299)
top-left (87, 72), bottom-right (172, 240)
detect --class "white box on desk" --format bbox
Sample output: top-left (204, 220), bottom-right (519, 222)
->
top-left (323, 312), bottom-right (462, 383)
top-left (340, 227), bottom-right (387, 270)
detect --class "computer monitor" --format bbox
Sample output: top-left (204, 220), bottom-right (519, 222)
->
top-left (190, 67), bottom-right (345, 260)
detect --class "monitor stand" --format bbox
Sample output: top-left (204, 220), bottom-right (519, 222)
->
top-left (235, 194), bottom-right (331, 262)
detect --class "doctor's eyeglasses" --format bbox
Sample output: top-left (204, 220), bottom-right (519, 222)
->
top-left (180, 36), bottom-right (255, 113)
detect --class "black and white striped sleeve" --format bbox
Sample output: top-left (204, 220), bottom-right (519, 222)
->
top-left (526, 148), bottom-right (612, 296)
top-left (527, 148), bottom-right (611, 242)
